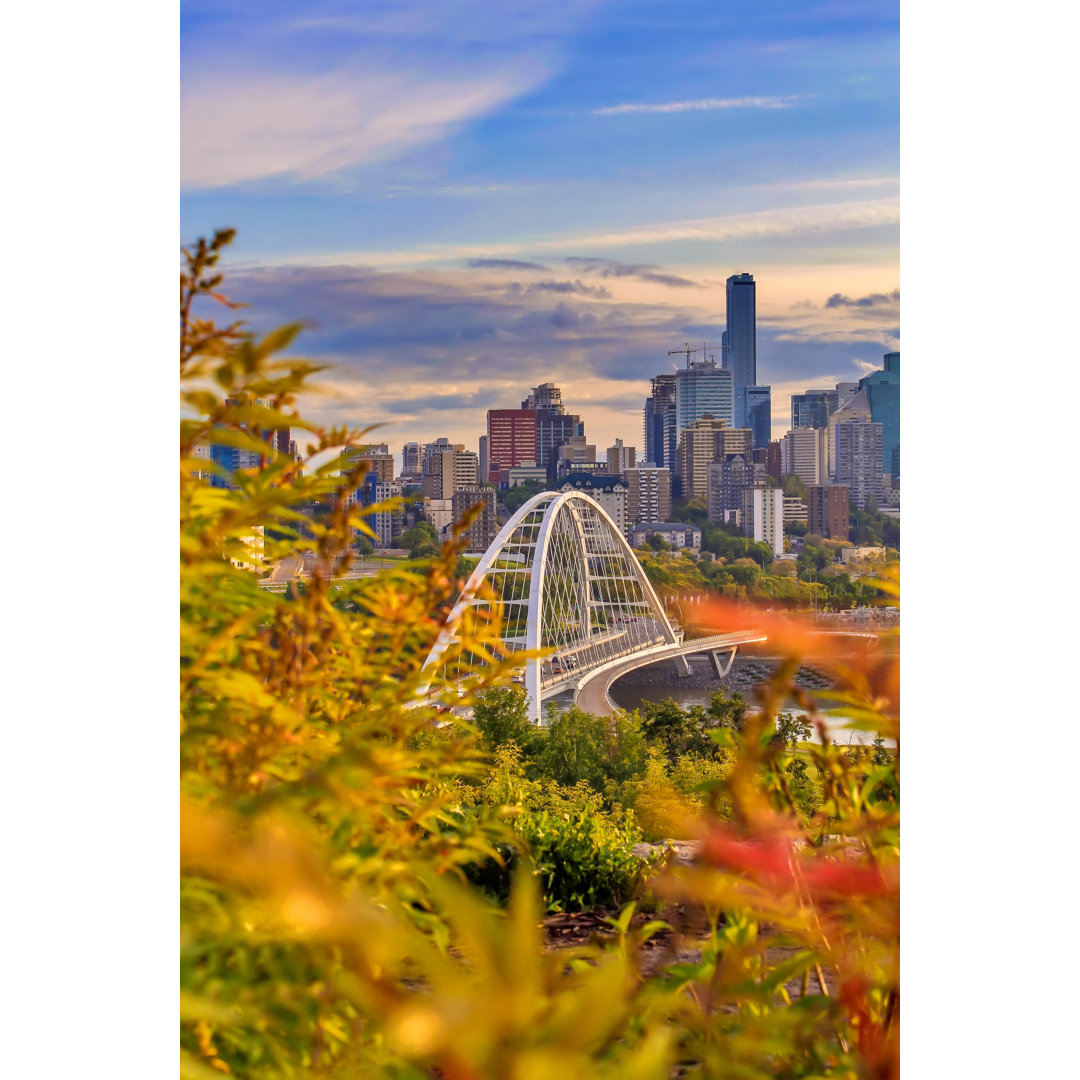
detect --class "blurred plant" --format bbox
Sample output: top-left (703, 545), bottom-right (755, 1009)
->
top-left (180, 230), bottom-right (899, 1080)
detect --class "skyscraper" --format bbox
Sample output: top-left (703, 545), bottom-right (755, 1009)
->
top-left (675, 355), bottom-right (734, 441)
top-left (644, 373), bottom-right (677, 467)
top-left (725, 273), bottom-right (756, 426)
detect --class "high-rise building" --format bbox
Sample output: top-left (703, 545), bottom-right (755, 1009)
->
top-left (486, 409), bottom-right (538, 481)
top-left (205, 395), bottom-right (290, 488)
top-left (624, 465), bottom-right (672, 525)
top-left (477, 435), bottom-right (489, 487)
top-left (791, 389), bottom-right (840, 431)
top-left (745, 385), bottom-right (772, 449)
top-left (741, 486), bottom-right (784, 557)
top-left (644, 373), bottom-right (677, 468)
top-left (833, 419), bottom-right (883, 510)
top-left (451, 487), bottom-right (498, 550)
top-left (675, 356), bottom-right (734, 443)
top-left (401, 442), bottom-right (421, 478)
top-left (828, 390), bottom-right (872, 480)
top-left (605, 438), bottom-right (636, 475)
top-left (422, 444), bottom-right (478, 499)
top-left (706, 454), bottom-right (764, 523)
top-left (859, 360), bottom-right (900, 480)
top-left (369, 481), bottom-right (405, 547)
top-left (780, 428), bottom-right (829, 487)
top-left (725, 273), bottom-right (756, 426)
top-left (883, 351), bottom-right (900, 376)
top-left (675, 415), bottom-right (752, 503)
top-left (807, 485), bottom-right (850, 541)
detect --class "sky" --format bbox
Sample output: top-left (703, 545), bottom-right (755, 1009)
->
top-left (180, 0), bottom-right (899, 462)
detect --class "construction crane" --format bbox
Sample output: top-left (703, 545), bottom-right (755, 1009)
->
top-left (667, 341), bottom-right (720, 368)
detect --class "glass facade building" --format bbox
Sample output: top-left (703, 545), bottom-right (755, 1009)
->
top-left (745, 385), bottom-right (772, 449)
top-left (675, 361), bottom-right (734, 443)
top-left (725, 273), bottom-right (756, 426)
top-left (858, 369), bottom-right (900, 479)
top-left (791, 389), bottom-right (839, 430)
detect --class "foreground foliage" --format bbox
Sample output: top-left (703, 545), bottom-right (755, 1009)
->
top-left (180, 232), bottom-right (899, 1079)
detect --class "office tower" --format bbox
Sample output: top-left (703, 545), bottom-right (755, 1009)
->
top-left (625, 465), bottom-right (672, 525)
top-left (741, 486), bottom-right (784, 557)
top-left (833, 419), bottom-right (883, 510)
top-left (807, 485), bottom-right (850, 541)
top-left (828, 390), bottom-right (872, 479)
top-left (883, 351), bottom-right (900, 376)
top-left (451, 487), bottom-right (498, 550)
top-left (725, 273), bottom-right (756, 426)
top-left (859, 362), bottom-right (900, 480)
top-left (477, 435), bottom-right (489, 487)
top-left (780, 428), bottom-right (829, 486)
top-left (791, 389), bottom-right (840, 430)
top-left (605, 438), bottom-right (636, 475)
top-left (535, 410), bottom-right (585, 476)
top-left (524, 382), bottom-right (564, 412)
top-left (745, 385), bottom-right (772, 449)
top-left (675, 354), bottom-right (734, 443)
top-left (706, 454), bottom-right (764, 523)
top-left (675, 415), bottom-right (753, 503)
top-left (557, 474), bottom-right (629, 536)
top-left (644, 373), bottom-right (677, 468)
top-left (402, 441), bottom-right (421, 478)
top-left (486, 408), bottom-right (538, 481)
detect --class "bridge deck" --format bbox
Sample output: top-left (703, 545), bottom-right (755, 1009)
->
top-left (572, 631), bottom-right (767, 717)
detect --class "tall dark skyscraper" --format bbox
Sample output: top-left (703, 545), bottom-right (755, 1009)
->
top-left (725, 273), bottom-right (756, 427)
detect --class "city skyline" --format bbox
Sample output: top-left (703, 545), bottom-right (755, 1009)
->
top-left (182, 0), bottom-right (899, 456)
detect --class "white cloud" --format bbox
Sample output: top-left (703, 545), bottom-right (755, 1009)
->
top-left (594, 95), bottom-right (804, 116)
top-left (181, 65), bottom-right (546, 189)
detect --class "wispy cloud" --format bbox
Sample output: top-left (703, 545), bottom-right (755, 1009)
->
top-left (269, 198), bottom-right (900, 269)
top-left (181, 64), bottom-right (547, 189)
top-left (564, 257), bottom-right (700, 288)
top-left (594, 95), bottom-right (804, 116)
top-left (467, 258), bottom-right (550, 271)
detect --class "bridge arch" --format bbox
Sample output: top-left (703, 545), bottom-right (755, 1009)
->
top-left (424, 490), bottom-right (681, 722)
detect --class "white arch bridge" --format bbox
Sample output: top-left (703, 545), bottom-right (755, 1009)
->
top-left (423, 490), bottom-right (767, 722)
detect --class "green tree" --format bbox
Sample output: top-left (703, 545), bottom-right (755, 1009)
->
top-left (538, 706), bottom-right (648, 790)
top-left (472, 685), bottom-right (545, 761)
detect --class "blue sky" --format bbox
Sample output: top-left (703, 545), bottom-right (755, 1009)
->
top-left (181, 0), bottom-right (899, 456)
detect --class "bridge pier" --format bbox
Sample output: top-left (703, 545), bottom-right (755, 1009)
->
top-left (675, 655), bottom-right (692, 677)
top-left (708, 647), bottom-right (738, 678)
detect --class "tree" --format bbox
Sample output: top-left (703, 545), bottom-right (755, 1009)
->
top-left (537, 706), bottom-right (648, 789)
top-left (402, 520), bottom-right (439, 557)
top-left (472, 685), bottom-right (544, 761)
top-left (781, 473), bottom-right (809, 501)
